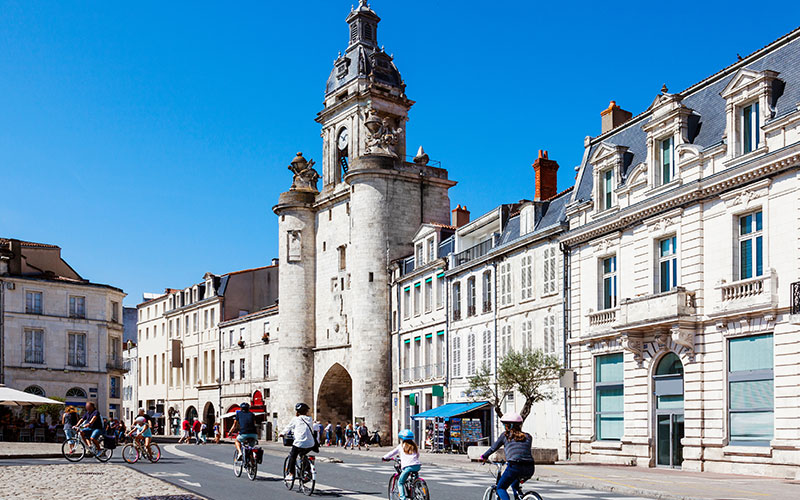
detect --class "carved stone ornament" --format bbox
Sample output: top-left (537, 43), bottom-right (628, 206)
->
top-left (670, 325), bottom-right (695, 361)
top-left (288, 152), bottom-right (320, 193)
top-left (287, 230), bottom-right (302, 262)
top-left (622, 335), bottom-right (645, 365)
top-left (364, 109), bottom-right (403, 157)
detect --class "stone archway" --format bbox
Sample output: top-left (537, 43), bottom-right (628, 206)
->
top-left (185, 406), bottom-right (198, 422)
top-left (203, 402), bottom-right (215, 437)
top-left (317, 363), bottom-right (353, 426)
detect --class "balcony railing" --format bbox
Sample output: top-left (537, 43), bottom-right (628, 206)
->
top-left (792, 281), bottom-right (800, 315)
top-left (452, 310), bottom-right (461, 321)
top-left (412, 366), bottom-right (422, 380)
top-left (713, 270), bottom-right (777, 316)
top-left (424, 364), bottom-right (433, 379)
top-left (721, 276), bottom-right (765, 301)
top-left (454, 238), bottom-right (494, 267)
top-left (435, 362), bottom-right (445, 378)
top-left (401, 367), bottom-right (412, 383)
top-left (107, 359), bottom-right (125, 371)
top-left (467, 305), bottom-right (476, 317)
top-left (588, 308), bottom-right (617, 327)
top-left (483, 301), bottom-right (492, 313)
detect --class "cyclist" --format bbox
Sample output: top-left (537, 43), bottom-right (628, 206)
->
top-left (75, 401), bottom-right (104, 452)
top-left (279, 402), bottom-right (315, 481)
top-left (478, 412), bottom-right (535, 500)
top-left (382, 429), bottom-right (421, 500)
top-left (230, 402), bottom-right (258, 460)
top-left (128, 415), bottom-right (153, 450)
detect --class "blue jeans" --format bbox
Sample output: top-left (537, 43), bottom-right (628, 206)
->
top-left (496, 462), bottom-right (535, 500)
top-left (397, 464), bottom-right (421, 500)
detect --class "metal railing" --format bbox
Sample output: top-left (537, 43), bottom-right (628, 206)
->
top-left (467, 304), bottom-right (476, 317)
top-left (454, 238), bottom-right (493, 267)
top-left (792, 281), bottom-right (800, 314)
top-left (435, 362), bottom-right (446, 378)
top-left (107, 359), bottom-right (125, 370)
top-left (482, 300), bottom-right (492, 313)
top-left (401, 368), bottom-right (412, 383)
top-left (452, 309), bottom-right (461, 321)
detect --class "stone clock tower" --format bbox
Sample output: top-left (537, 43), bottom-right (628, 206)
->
top-left (273, 1), bottom-right (455, 435)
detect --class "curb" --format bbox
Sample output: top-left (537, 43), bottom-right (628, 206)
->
top-left (0, 453), bottom-right (62, 459)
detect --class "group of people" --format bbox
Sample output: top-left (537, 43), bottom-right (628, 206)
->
top-left (310, 420), bottom-right (377, 450)
top-left (178, 416), bottom-right (221, 445)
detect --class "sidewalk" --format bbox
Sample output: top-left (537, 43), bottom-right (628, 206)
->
top-left (261, 441), bottom-right (800, 500)
top-left (0, 442), bottom-right (62, 459)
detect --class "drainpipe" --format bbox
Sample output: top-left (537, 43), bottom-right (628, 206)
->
top-left (559, 240), bottom-right (571, 461)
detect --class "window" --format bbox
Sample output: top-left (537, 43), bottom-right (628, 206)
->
top-left (452, 282), bottom-right (462, 320)
top-left (482, 271), bottom-right (492, 312)
top-left (436, 274), bottom-right (445, 309)
top-left (659, 136), bottom-right (674, 185)
top-left (403, 287), bottom-right (411, 319)
top-left (728, 334), bottom-right (773, 445)
top-left (24, 385), bottom-right (45, 397)
top-left (176, 319), bottom-right (181, 336)
top-left (229, 360), bottom-right (235, 381)
top-left (520, 320), bottom-right (532, 351)
top-left (69, 296), bottom-right (86, 319)
top-left (240, 358), bottom-right (246, 379)
top-left (162, 353), bottom-right (167, 384)
top-left (109, 337), bottom-right (120, 363)
top-left (416, 244), bottom-right (424, 267)
top-left (467, 277), bottom-right (476, 316)
top-left (68, 333), bottom-right (87, 367)
top-left (25, 291), bottom-right (42, 314)
top-left (738, 211), bottom-right (763, 280)
top-left (424, 278), bottom-right (433, 313)
top-left (24, 329), bottom-right (44, 364)
top-left (482, 329), bottom-right (492, 368)
top-left (520, 255), bottom-right (533, 300)
top-left (193, 356), bottom-right (198, 383)
top-left (110, 377), bottom-right (120, 398)
top-left (204, 310), bottom-right (209, 329)
top-left (414, 283), bottom-right (421, 316)
top-left (602, 169), bottom-right (614, 210)
top-left (452, 336), bottom-right (461, 377)
top-left (658, 236), bottom-right (677, 292)
top-left (466, 333), bottom-right (476, 376)
top-left (210, 309), bottom-right (215, 327)
top-left (139, 359), bottom-right (142, 386)
top-left (500, 324), bottom-right (512, 357)
top-left (595, 353), bottom-right (624, 441)
top-left (601, 256), bottom-right (617, 310)
top-left (169, 321), bottom-right (174, 337)
top-left (543, 315), bottom-right (557, 354)
top-left (66, 387), bottom-right (86, 398)
top-left (185, 358), bottom-right (190, 384)
top-left (229, 329), bottom-right (234, 348)
top-left (264, 354), bottom-right (270, 379)
top-left (338, 246), bottom-right (347, 270)
top-left (742, 102), bottom-right (760, 154)
top-left (543, 246), bottom-right (557, 295)
top-left (499, 262), bottom-right (512, 306)
top-left (193, 313), bottom-right (198, 332)
top-left (427, 238), bottom-right (435, 263)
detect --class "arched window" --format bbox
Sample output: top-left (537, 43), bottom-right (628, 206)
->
top-left (66, 387), bottom-right (87, 398)
top-left (24, 385), bottom-right (45, 397)
top-left (656, 352), bottom-right (683, 376)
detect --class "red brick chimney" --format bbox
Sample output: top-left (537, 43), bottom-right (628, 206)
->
top-left (451, 205), bottom-right (470, 228)
top-left (600, 100), bottom-right (632, 134)
top-left (532, 150), bottom-right (559, 201)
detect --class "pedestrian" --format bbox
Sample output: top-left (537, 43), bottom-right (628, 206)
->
top-left (324, 421), bottom-right (332, 446)
top-left (200, 422), bottom-right (208, 444)
top-left (344, 423), bottom-right (355, 449)
top-left (335, 422), bottom-right (343, 447)
top-left (214, 422), bottom-right (221, 444)
top-left (314, 420), bottom-right (323, 444)
top-left (179, 418), bottom-right (191, 443)
top-left (357, 421), bottom-right (370, 451)
top-left (192, 418), bottom-right (202, 445)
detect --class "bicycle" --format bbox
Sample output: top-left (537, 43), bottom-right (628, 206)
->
top-left (481, 461), bottom-right (542, 500)
top-left (61, 427), bottom-right (113, 463)
top-left (122, 437), bottom-right (162, 464)
top-left (233, 438), bottom-right (261, 481)
top-left (283, 451), bottom-right (316, 495)
top-left (386, 457), bottom-right (429, 500)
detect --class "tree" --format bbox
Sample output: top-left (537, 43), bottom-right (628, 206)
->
top-left (467, 349), bottom-right (562, 421)
top-left (34, 396), bottom-right (65, 424)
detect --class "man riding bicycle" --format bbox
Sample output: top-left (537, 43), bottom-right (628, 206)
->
top-left (75, 401), bottom-right (104, 451)
top-left (230, 402), bottom-right (258, 460)
top-left (279, 402), bottom-right (315, 481)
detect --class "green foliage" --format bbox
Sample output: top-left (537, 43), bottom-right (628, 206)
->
top-left (467, 348), bottom-right (563, 422)
top-left (33, 396), bottom-right (65, 423)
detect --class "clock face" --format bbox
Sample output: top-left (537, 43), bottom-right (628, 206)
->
top-left (337, 128), bottom-right (349, 151)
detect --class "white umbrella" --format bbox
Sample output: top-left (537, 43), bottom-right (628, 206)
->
top-left (0, 384), bottom-right (65, 406)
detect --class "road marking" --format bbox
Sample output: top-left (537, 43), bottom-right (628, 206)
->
top-left (163, 444), bottom-right (384, 500)
top-left (178, 478), bottom-right (202, 487)
top-left (150, 471), bottom-right (190, 478)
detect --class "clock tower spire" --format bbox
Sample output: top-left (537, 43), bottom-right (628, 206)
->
top-left (316, 1), bottom-right (414, 191)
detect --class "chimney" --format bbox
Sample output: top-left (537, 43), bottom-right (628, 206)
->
top-left (271, 258), bottom-right (279, 266)
top-left (532, 150), bottom-right (559, 201)
top-left (600, 101), bottom-right (632, 134)
top-left (451, 205), bottom-right (470, 228)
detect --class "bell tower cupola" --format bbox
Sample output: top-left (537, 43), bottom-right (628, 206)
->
top-left (316, 1), bottom-right (414, 192)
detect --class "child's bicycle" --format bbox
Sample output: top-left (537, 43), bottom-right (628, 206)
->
top-left (482, 461), bottom-right (542, 500)
top-left (122, 436), bottom-right (161, 464)
top-left (385, 457), bottom-right (429, 500)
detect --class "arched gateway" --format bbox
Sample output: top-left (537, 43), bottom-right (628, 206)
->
top-left (317, 363), bottom-right (353, 425)
top-left (653, 352), bottom-right (684, 468)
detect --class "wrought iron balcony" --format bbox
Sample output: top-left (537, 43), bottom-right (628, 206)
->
top-left (792, 281), bottom-right (800, 315)
top-left (454, 238), bottom-right (493, 267)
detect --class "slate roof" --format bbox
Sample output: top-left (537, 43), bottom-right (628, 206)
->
top-left (497, 188), bottom-right (572, 248)
top-left (574, 28), bottom-right (800, 203)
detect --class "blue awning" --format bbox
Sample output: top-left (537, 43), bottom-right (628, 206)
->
top-left (411, 401), bottom-right (490, 420)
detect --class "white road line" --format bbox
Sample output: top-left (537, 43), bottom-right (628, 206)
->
top-left (163, 444), bottom-right (385, 500)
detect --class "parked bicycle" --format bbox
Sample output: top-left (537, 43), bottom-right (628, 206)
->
top-left (122, 438), bottom-right (161, 464)
top-left (482, 461), bottom-right (542, 500)
top-left (283, 451), bottom-right (316, 495)
top-left (233, 437), bottom-right (262, 481)
top-left (387, 456), bottom-right (429, 500)
top-left (61, 427), bottom-right (114, 463)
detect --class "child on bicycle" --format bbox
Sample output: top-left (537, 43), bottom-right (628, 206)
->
top-left (127, 415), bottom-right (152, 450)
top-left (479, 412), bottom-right (535, 500)
top-left (382, 429), bottom-right (421, 500)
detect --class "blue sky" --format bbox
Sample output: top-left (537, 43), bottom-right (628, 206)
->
top-left (2, 1), bottom-right (799, 305)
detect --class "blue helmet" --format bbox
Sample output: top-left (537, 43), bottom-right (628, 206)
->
top-left (398, 429), bottom-right (414, 441)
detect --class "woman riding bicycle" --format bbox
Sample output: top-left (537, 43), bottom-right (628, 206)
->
top-left (279, 402), bottom-right (315, 482)
top-left (479, 412), bottom-right (535, 500)
top-left (382, 429), bottom-right (421, 500)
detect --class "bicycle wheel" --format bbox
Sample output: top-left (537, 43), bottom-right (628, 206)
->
top-left (482, 486), bottom-right (496, 500)
top-left (147, 443), bottom-right (161, 463)
top-left (521, 492), bottom-right (543, 500)
top-left (388, 474), bottom-right (400, 500)
top-left (233, 448), bottom-right (243, 477)
top-left (413, 478), bottom-right (430, 500)
top-left (62, 438), bottom-right (85, 462)
top-left (247, 458), bottom-right (258, 481)
top-left (122, 444), bottom-right (139, 464)
top-left (283, 456), bottom-right (295, 490)
top-left (299, 459), bottom-right (315, 496)
top-left (95, 445), bottom-right (112, 463)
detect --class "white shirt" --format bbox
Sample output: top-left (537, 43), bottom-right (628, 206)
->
top-left (283, 415), bottom-right (315, 449)
top-left (383, 443), bottom-right (421, 468)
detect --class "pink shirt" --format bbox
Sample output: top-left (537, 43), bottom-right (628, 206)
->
top-left (383, 443), bottom-right (421, 468)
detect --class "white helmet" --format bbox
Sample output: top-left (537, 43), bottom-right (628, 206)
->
top-left (135, 416), bottom-right (147, 424)
top-left (500, 412), bottom-right (523, 423)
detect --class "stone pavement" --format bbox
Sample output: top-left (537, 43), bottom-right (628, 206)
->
top-left (260, 441), bottom-right (800, 500)
top-left (0, 441), bottom-right (62, 458)
top-left (0, 463), bottom-right (204, 500)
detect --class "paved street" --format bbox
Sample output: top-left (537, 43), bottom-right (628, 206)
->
top-left (2, 443), bottom-right (659, 500)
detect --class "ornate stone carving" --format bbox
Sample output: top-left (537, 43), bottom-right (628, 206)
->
top-left (287, 230), bottom-right (302, 262)
top-left (288, 152), bottom-right (320, 193)
top-left (364, 109), bottom-right (403, 157)
top-left (622, 335), bottom-right (645, 366)
top-left (670, 325), bottom-right (695, 361)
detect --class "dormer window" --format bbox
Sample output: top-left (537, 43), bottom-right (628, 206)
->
top-left (602, 169), bottom-right (614, 210)
top-left (589, 142), bottom-right (626, 214)
top-left (720, 68), bottom-right (780, 159)
top-left (659, 136), bottom-right (674, 185)
top-left (741, 102), bottom-right (760, 154)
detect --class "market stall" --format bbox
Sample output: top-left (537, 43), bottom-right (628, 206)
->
top-left (411, 401), bottom-right (493, 453)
